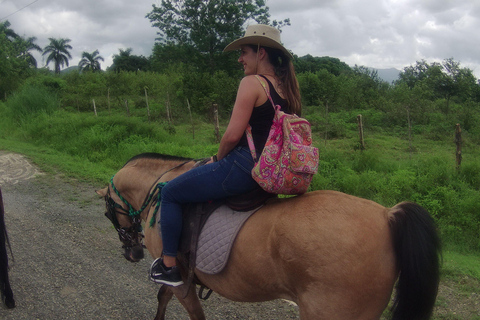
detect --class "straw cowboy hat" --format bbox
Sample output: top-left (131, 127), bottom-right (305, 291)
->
top-left (223, 24), bottom-right (293, 59)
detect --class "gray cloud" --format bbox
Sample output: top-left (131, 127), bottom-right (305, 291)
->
top-left (269, 0), bottom-right (480, 76)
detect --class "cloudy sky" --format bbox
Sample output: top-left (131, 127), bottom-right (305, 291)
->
top-left (1, 0), bottom-right (479, 78)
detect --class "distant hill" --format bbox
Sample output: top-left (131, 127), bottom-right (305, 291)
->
top-left (61, 66), bottom-right (80, 74)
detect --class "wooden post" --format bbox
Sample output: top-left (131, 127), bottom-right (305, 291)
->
top-left (406, 106), bottom-right (413, 156)
top-left (324, 100), bottom-right (328, 147)
top-left (93, 99), bottom-right (97, 116)
top-left (144, 86), bottom-right (150, 122)
top-left (107, 87), bottom-right (111, 114)
top-left (186, 98), bottom-right (195, 140)
top-left (213, 103), bottom-right (220, 143)
top-left (357, 114), bottom-right (365, 150)
top-left (125, 99), bottom-right (130, 117)
top-left (166, 93), bottom-right (171, 124)
top-left (455, 123), bottom-right (462, 169)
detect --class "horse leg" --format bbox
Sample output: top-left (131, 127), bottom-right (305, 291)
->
top-left (2, 280), bottom-right (15, 309)
top-left (170, 284), bottom-right (206, 320)
top-left (154, 285), bottom-right (174, 320)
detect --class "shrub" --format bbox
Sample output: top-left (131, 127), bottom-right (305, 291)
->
top-left (5, 84), bottom-right (59, 123)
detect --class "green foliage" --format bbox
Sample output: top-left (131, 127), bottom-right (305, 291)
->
top-left (294, 55), bottom-right (351, 75)
top-left (109, 48), bottom-right (149, 73)
top-left (4, 84), bottom-right (59, 122)
top-left (0, 29), bottom-right (36, 98)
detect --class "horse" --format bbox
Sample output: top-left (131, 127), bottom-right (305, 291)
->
top-left (0, 187), bottom-right (15, 309)
top-left (96, 152), bottom-right (441, 320)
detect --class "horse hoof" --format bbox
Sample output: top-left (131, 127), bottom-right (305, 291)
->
top-left (5, 297), bottom-right (15, 309)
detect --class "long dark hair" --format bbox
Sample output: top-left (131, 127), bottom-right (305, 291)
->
top-left (248, 45), bottom-right (302, 116)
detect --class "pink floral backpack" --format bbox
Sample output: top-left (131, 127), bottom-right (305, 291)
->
top-left (246, 75), bottom-right (319, 195)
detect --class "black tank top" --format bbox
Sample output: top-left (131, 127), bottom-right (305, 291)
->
top-left (237, 75), bottom-right (288, 154)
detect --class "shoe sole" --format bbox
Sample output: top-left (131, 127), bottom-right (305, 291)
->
top-left (150, 276), bottom-right (184, 287)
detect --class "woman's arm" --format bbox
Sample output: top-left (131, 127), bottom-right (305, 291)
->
top-left (215, 76), bottom-right (265, 161)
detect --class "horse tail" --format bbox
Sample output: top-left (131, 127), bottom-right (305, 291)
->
top-left (388, 202), bottom-right (441, 320)
top-left (0, 188), bottom-right (15, 308)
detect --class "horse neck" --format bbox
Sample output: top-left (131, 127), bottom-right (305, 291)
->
top-left (114, 158), bottom-right (195, 215)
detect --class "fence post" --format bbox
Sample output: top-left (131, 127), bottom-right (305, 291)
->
top-left (357, 114), bottom-right (365, 150)
top-left (144, 86), bottom-right (150, 122)
top-left (324, 100), bottom-right (329, 147)
top-left (125, 99), bottom-right (130, 117)
top-left (93, 99), bottom-right (97, 116)
top-left (166, 92), bottom-right (171, 124)
top-left (107, 87), bottom-right (111, 114)
top-left (186, 98), bottom-right (195, 140)
top-left (213, 103), bottom-right (220, 143)
top-left (455, 123), bottom-right (462, 169)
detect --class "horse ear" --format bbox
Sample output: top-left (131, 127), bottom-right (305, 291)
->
top-left (96, 187), bottom-right (108, 197)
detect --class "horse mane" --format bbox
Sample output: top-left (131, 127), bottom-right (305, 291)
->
top-left (123, 153), bottom-right (193, 167)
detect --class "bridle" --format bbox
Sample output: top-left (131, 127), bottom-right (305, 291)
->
top-left (104, 186), bottom-right (146, 249)
top-left (102, 159), bottom-right (197, 250)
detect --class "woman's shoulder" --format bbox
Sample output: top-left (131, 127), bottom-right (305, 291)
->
top-left (240, 74), bottom-right (262, 84)
top-left (238, 75), bottom-right (266, 93)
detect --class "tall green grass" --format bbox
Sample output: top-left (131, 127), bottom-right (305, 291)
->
top-left (3, 84), bottom-right (59, 123)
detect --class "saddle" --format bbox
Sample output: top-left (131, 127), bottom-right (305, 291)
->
top-left (177, 186), bottom-right (276, 296)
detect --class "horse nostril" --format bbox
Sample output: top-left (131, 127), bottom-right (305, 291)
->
top-left (123, 246), bottom-right (144, 262)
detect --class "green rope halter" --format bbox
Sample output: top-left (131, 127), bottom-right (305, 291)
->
top-left (109, 176), bottom-right (167, 227)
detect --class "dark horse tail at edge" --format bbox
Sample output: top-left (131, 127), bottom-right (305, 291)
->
top-left (389, 202), bottom-right (441, 320)
top-left (0, 188), bottom-right (15, 309)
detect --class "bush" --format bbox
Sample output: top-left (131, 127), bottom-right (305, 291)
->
top-left (5, 84), bottom-right (59, 123)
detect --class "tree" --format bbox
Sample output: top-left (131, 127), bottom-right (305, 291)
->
top-left (78, 50), bottom-right (104, 72)
top-left (295, 55), bottom-right (351, 76)
top-left (16, 36), bottom-right (42, 68)
top-left (43, 38), bottom-right (73, 74)
top-left (397, 58), bottom-right (479, 109)
top-left (146, 0), bottom-right (289, 73)
top-left (0, 21), bottom-right (19, 41)
top-left (109, 48), bottom-right (149, 73)
top-left (0, 27), bottom-right (32, 98)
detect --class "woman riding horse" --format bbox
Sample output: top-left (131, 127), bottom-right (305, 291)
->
top-left (149, 24), bottom-right (303, 286)
top-left (98, 24), bottom-right (441, 320)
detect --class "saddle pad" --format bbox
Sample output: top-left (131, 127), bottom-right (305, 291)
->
top-left (195, 204), bottom-right (261, 274)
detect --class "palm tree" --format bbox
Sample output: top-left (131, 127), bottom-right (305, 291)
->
top-left (0, 21), bottom-right (19, 41)
top-left (78, 50), bottom-right (104, 72)
top-left (18, 36), bottom-right (42, 68)
top-left (42, 38), bottom-right (72, 74)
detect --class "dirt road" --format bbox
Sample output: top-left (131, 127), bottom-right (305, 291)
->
top-left (0, 152), bottom-right (299, 319)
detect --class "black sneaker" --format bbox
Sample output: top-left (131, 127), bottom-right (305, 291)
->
top-left (149, 257), bottom-right (184, 287)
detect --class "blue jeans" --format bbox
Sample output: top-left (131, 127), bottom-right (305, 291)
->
top-left (159, 146), bottom-right (258, 256)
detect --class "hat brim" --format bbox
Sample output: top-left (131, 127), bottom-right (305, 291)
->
top-left (223, 36), bottom-right (293, 59)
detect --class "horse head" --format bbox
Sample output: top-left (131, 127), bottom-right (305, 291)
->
top-left (96, 186), bottom-right (145, 263)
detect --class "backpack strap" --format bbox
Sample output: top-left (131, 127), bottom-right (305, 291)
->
top-left (254, 75), bottom-right (278, 111)
top-left (246, 75), bottom-right (280, 162)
